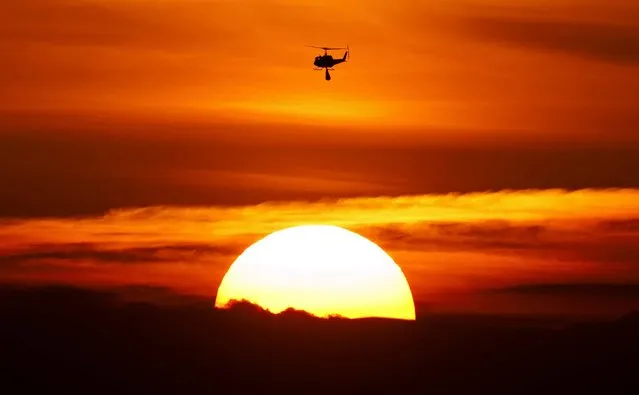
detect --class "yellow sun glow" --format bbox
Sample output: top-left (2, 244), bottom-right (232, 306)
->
top-left (214, 225), bottom-right (416, 320)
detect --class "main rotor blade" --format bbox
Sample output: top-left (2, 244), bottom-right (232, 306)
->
top-left (305, 45), bottom-right (348, 50)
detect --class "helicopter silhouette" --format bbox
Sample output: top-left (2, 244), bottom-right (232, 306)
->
top-left (306, 45), bottom-right (349, 81)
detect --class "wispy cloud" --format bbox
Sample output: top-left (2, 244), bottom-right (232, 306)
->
top-left (492, 283), bottom-right (639, 297)
top-left (0, 242), bottom-right (239, 266)
top-left (363, 218), bottom-right (639, 266)
top-left (464, 16), bottom-right (639, 64)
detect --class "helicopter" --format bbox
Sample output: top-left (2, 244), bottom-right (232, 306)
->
top-left (306, 45), bottom-right (349, 81)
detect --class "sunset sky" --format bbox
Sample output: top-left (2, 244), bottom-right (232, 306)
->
top-left (1, 0), bottom-right (638, 317)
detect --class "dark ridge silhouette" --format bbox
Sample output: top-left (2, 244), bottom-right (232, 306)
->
top-left (1, 285), bottom-right (637, 395)
top-left (221, 298), bottom-right (318, 317)
top-left (220, 299), bottom-right (352, 321)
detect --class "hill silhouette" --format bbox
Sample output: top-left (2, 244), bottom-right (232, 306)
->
top-left (1, 285), bottom-right (637, 395)
top-left (220, 298), bottom-right (332, 320)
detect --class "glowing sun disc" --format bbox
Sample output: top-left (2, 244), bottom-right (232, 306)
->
top-left (215, 225), bottom-right (416, 320)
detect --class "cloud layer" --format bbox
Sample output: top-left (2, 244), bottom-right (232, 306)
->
top-left (1, 189), bottom-right (638, 315)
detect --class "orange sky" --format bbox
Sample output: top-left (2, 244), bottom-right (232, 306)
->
top-left (1, 1), bottom-right (639, 316)
top-left (2, 0), bottom-right (639, 141)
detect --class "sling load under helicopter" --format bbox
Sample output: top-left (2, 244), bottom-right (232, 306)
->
top-left (306, 45), bottom-right (349, 81)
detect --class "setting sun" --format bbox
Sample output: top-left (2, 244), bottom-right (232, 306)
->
top-left (214, 225), bottom-right (416, 320)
